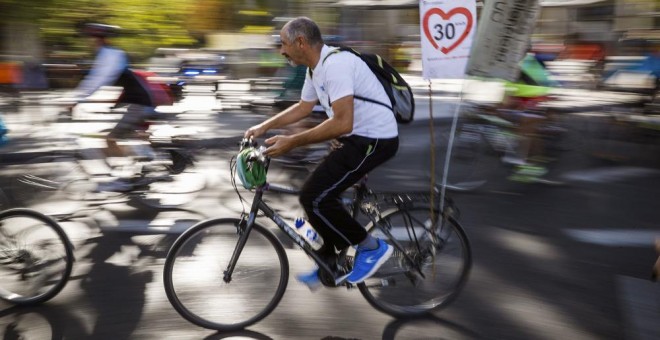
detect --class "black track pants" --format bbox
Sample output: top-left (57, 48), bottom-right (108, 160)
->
top-left (299, 135), bottom-right (398, 256)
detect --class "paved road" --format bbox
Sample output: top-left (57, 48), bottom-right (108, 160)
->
top-left (0, 88), bottom-right (659, 340)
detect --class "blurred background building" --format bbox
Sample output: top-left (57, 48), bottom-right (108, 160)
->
top-left (0, 0), bottom-right (657, 87)
top-left (537, 0), bottom-right (658, 51)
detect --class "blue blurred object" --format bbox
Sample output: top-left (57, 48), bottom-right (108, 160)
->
top-left (634, 55), bottom-right (660, 78)
top-left (0, 115), bottom-right (9, 146)
top-left (180, 61), bottom-right (224, 77)
top-left (601, 54), bottom-right (659, 93)
top-left (603, 55), bottom-right (660, 79)
top-left (176, 52), bottom-right (227, 84)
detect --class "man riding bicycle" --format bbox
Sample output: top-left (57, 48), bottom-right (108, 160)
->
top-left (499, 53), bottom-right (557, 182)
top-left (63, 23), bottom-right (171, 191)
top-left (244, 17), bottom-right (398, 287)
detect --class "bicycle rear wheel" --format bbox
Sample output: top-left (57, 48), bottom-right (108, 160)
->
top-left (0, 188), bottom-right (10, 210)
top-left (440, 123), bottom-right (493, 192)
top-left (0, 208), bottom-right (74, 305)
top-left (358, 207), bottom-right (471, 317)
top-left (163, 218), bottom-right (289, 331)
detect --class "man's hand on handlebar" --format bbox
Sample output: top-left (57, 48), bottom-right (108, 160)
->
top-left (244, 124), bottom-right (268, 140)
top-left (263, 135), bottom-right (295, 157)
top-left (243, 124), bottom-right (297, 157)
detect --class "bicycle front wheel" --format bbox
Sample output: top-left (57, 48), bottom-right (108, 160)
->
top-left (0, 208), bottom-right (74, 305)
top-left (358, 207), bottom-right (472, 317)
top-left (163, 218), bottom-right (289, 331)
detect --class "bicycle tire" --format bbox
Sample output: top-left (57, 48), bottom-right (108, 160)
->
top-left (357, 207), bottom-right (472, 317)
top-left (0, 208), bottom-right (74, 305)
top-left (16, 154), bottom-right (88, 202)
top-left (128, 175), bottom-right (206, 210)
top-left (0, 188), bottom-right (11, 210)
top-left (59, 177), bottom-right (126, 202)
top-left (440, 123), bottom-right (493, 192)
top-left (163, 218), bottom-right (289, 331)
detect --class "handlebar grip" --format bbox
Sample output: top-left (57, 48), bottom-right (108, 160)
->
top-left (239, 138), bottom-right (255, 150)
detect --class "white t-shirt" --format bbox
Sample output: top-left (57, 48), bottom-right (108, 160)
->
top-left (301, 45), bottom-right (398, 139)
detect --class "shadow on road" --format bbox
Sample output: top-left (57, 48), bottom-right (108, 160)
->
top-left (76, 232), bottom-right (175, 339)
top-left (382, 314), bottom-right (483, 340)
top-left (0, 304), bottom-right (88, 339)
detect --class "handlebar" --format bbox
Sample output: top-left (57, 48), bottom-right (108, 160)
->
top-left (239, 137), bottom-right (258, 150)
top-left (239, 137), bottom-right (269, 164)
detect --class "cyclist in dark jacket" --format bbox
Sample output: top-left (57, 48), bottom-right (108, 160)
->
top-left (67, 23), bottom-right (165, 157)
top-left (64, 23), bottom-right (169, 191)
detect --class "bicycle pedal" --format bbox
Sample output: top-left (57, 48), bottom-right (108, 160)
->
top-left (316, 264), bottom-right (350, 288)
top-left (333, 272), bottom-right (351, 287)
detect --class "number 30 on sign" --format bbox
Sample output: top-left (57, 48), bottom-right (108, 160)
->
top-left (419, 0), bottom-right (476, 79)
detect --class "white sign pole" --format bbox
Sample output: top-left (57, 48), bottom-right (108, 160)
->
top-left (419, 0), bottom-right (476, 214)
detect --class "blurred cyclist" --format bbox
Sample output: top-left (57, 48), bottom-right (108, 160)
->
top-left (64, 23), bottom-right (172, 191)
top-left (66, 23), bottom-right (168, 158)
top-left (245, 17), bottom-right (398, 287)
top-left (501, 53), bottom-right (557, 183)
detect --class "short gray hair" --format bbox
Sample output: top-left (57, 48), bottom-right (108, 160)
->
top-left (282, 17), bottom-right (323, 46)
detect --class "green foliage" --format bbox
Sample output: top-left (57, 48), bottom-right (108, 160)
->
top-left (2, 0), bottom-right (295, 62)
top-left (0, 0), bottom-right (53, 22)
top-left (33, 0), bottom-right (199, 62)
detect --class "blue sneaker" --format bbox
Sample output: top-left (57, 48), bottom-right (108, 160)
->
top-left (347, 239), bottom-right (393, 284)
top-left (296, 268), bottom-right (322, 291)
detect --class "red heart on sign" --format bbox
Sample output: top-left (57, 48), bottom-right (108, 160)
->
top-left (422, 7), bottom-right (473, 54)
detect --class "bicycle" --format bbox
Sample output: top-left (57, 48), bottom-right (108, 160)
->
top-left (12, 124), bottom-right (202, 210)
top-left (441, 103), bottom-right (579, 191)
top-left (0, 208), bottom-right (74, 306)
top-left (163, 139), bottom-right (472, 331)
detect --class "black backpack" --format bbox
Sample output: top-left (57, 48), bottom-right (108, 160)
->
top-left (310, 47), bottom-right (415, 124)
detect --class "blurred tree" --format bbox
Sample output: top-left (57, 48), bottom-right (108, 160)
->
top-left (1, 0), bottom-right (288, 62)
top-left (186, 0), bottom-right (278, 35)
top-left (36, 0), bottom-right (199, 62)
top-left (187, 0), bottom-right (238, 32)
top-left (185, 0), bottom-right (241, 46)
top-left (0, 0), bottom-right (53, 22)
top-left (0, 0), bottom-right (55, 61)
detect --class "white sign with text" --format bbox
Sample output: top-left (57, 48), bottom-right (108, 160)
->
top-left (466, 0), bottom-right (541, 81)
top-left (419, 0), bottom-right (477, 79)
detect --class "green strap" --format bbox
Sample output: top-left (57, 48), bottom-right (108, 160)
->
top-left (309, 49), bottom-right (341, 79)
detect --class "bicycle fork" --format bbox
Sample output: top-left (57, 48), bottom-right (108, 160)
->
top-left (222, 188), bottom-right (265, 284)
top-left (222, 213), bottom-right (254, 284)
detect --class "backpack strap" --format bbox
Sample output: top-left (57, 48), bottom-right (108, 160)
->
top-left (308, 49), bottom-right (341, 79)
top-left (353, 95), bottom-right (392, 111)
top-left (309, 47), bottom-right (393, 112)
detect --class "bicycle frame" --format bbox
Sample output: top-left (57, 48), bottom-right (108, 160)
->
top-left (223, 168), bottom-right (429, 284)
top-left (223, 181), bottom-right (336, 283)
